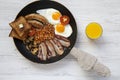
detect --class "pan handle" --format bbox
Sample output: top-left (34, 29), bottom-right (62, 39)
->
top-left (70, 47), bottom-right (111, 77)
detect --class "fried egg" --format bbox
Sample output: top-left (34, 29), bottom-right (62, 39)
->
top-left (54, 24), bottom-right (73, 37)
top-left (37, 8), bottom-right (61, 25)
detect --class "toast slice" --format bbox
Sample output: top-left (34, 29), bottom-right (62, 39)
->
top-left (9, 29), bottom-right (21, 40)
top-left (9, 16), bottom-right (31, 38)
top-left (9, 29), bottom-right (27, 40)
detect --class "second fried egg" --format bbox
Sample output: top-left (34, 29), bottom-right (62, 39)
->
top-left (54, 24), bottom-right (73, 38)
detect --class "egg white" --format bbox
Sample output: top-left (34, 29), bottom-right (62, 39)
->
top-left (54, 24), bottom-right (73, 38)
top-left (37, 8), bottom-right (61, 25)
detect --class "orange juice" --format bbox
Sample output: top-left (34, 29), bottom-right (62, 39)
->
top-left (85, 22), bottom-right (103, 39)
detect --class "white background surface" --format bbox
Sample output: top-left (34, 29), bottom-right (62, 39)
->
top-left (0, 0), bottom-right (120, 80)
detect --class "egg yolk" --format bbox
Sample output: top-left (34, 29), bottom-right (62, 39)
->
top-left (52, 12), bottom-right (61, 20)
top-left (86, 22), bottom-right (103, 39)
top-left (56, 24), bottom-right (65, 33)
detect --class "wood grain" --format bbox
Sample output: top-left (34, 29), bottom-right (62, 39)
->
top-left (0, 0), bottom-right (120, 80)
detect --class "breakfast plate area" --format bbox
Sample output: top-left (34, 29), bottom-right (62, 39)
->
top-left (0, 0), bottom-right (120, 80)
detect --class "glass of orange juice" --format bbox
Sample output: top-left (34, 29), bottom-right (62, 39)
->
top-left (85, 22), bottom-right (103, 39)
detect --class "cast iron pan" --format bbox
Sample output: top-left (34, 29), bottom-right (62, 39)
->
top-left (13, 0), bottom-right (77, 64)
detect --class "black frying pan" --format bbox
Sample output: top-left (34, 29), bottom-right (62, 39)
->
top-left (13, 0), bottom-right (77, 64)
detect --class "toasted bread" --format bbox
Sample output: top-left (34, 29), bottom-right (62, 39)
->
top-left (9, 29), bottom-right (21, 40)
top-left (9, 29), bottom-right (27, 40)
top-left (9, 16), bottom-right (31, 38)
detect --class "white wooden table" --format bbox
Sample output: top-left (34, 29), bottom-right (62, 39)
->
top-left (0, 0), bottom-right (120, 80)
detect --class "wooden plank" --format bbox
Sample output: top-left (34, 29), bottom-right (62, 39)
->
top-left (1, 0), bottom-right (120, 80)
top-left (0, 56), bottom-right (120, 80)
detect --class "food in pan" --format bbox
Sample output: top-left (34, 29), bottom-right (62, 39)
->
top-left (9, 8), bottom-right (72, 61)
top-left (27, 20), bottom-right (43, 29)
top-left (25, 13), bottom-right (49, 25)
top-left (9, 29), bottom-right (21, 40)
top-left (37, 8), bottom-right (73, 37)
top-left (9, 16), bottom-right (31, 40)
top-left (54, 24), bottom-right (73, 37)
top-left (60, 15), bottom-right (70, 25)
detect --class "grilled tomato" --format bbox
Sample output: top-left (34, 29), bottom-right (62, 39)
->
top-left (60, 15), bottom-right (70, 25)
